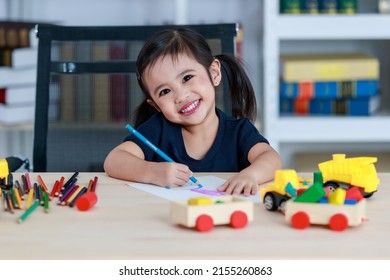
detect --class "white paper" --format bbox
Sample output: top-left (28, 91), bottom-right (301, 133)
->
top-left (127, 175), bottom-right (261, 203)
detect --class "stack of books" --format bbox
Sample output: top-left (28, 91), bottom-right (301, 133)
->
top-left (279, 53), bottom-right (380, 116)
top-left (0, 22), bottom-right (38, 125)
top-left (280, 0), bottom-right (358, 14)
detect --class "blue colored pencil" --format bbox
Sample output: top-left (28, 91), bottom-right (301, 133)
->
top-left (125, 124), bottom-right (203, 188)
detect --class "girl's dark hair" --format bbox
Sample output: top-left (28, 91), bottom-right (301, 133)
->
top-left (133, 27), bottom-right (256, 127)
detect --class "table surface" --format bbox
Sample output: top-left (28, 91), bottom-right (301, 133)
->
top-left (0, 172), bottom-right (389, 260)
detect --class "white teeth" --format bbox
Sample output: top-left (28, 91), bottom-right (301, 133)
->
top-left (181, 100), bottom-right (199, 113)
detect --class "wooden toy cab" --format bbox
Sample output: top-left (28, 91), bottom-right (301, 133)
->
top-left (170, 196), bottom-right (254, 232)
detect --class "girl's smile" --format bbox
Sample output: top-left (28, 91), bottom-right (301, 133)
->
top-left (180, 99), bottom-right (200, 115)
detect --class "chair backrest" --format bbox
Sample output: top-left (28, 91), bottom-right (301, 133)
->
top-left (33, 23), bottom-right (238, 172)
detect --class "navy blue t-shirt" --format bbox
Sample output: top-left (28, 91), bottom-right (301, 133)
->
top-left (124, 109), bottom-right (269, 172)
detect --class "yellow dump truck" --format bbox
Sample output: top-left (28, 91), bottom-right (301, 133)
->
top-left (318, 154), bottom-right (379, 198)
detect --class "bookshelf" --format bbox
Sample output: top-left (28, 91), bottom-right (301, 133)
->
top-left (263, 0), bottom-right (390, 167)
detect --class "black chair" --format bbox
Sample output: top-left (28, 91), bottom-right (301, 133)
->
top-left (33, 23), bottom-right (238, 172)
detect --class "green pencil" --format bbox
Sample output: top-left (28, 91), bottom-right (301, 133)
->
top-left (17, 200), bottom-right (40, 223)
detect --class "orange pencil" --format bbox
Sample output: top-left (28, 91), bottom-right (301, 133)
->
top-left (86, 179), bottom-right (93, 192)
top-left (37, 175), bottom-right (48, 192)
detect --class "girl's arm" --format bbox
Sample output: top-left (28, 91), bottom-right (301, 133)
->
top-left (217, 142), bottom-right (281, 196)
top-left (104, 141), bottom-right (192, 187)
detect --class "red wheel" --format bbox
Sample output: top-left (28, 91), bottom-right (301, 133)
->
top-left (291, 211), bottom-right (310, 229)
top-left (329, 213), bottom-right (348, 231)
top-left (195, 214), bottom-right (214, 232)
top-left (230, 211), bottom-right (248, 229)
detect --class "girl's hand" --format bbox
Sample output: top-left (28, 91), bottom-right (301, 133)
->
top-left (217, 173), bottom-right (258, 196)
top-left (151, 162), bottom-right (192, 188)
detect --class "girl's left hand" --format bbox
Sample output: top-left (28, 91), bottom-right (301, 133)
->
top-left (217, 173), bottom-right (258, 196)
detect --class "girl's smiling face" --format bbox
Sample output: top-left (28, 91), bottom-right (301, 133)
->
top-left (142, 53), bottom-right (221, 126)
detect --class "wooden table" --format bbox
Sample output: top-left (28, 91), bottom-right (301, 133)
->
top-left (0, 172), bottom-right (389, 260)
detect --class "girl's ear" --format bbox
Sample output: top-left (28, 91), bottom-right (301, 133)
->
top-left (209, 59), bottom-right (222, 86)
top-left (147, 99), bottom-right (161, 112)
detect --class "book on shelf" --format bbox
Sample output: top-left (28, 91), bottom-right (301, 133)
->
top-left (301, 0), bottom-right (320, 14)
top-left (0, 103), bottom-right (35, 125)
top-left (280, 0), bottom-right (357, 14)
top-left (280, 53), bottom-right (379, 82)
top-left (59, 42), bottom-right (76, 122)
top-left (280, 80), bottom-right (379, 99)
top-left (280, 0), bottom-right (302, 14)
top-left (92, 41), bottom-right (110, 123)
top-left (337, 0), bottom-right (358, 14)
top-left (0, 49), bottom-right (12, 66)
top-left (0, 85), bottom-right (35, 105)
top-left (0, 21), bottom-right (37, 49)
top-left (10, 46), bottom-right (38, 68)
top-left (109, 42), bottom-right (129, 122)
top-left (280, 94), bottom-right (380, 116)
top-left (75, 42), bottom-right (92, 122)
top-left (319, 0), bottom-right (338, 14)
top-left (0, 67), bottom-right (37, 87)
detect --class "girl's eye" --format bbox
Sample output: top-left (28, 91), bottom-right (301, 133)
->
top-left (159, 88), bottom-right (171, 97)
top-left (183, 75), bottom-right (193, 83)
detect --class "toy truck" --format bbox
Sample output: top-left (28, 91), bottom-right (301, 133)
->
top-left (319, 154), bottom-right (379, 198)
top-left (259, 169), bottom-right (309, 213)
top-left (170, 195), bottom-right (253, 232)
top-left (0, 158), bottom-right (13, 191)
top-left (284, 171), bottom-right (367, 231)
top-left (285, 199), bottom-right (367, 231)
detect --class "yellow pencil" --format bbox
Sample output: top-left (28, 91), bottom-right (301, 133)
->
top-left (66, 185), bottom-right (84, 205)
top-left (26, 188), bottom-right (34, 209)
top-left (14, 188), bottom-right (24, 210)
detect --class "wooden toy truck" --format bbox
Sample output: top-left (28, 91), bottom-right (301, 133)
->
top-left (319, 154), bottom-right (379, 198)
top-left (285, 199), bottom-right (367, 231)
top-left (170, 196), bottom-right (254, 232)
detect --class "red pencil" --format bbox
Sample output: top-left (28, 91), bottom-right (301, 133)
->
top-left (91, 176), bottom-right (98, 192)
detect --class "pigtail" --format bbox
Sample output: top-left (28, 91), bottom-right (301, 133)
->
top-left (216, 54), bottom-right (257, 122)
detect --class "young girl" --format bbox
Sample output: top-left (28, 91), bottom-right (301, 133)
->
top-left (104, 27), bottom-right (281, 196)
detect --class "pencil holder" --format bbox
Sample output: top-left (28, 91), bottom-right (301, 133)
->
top-left (76, 192), bottom-right (98, 211)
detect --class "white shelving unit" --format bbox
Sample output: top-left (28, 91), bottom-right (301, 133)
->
top-left (263, 0), bottom-right (390, 168)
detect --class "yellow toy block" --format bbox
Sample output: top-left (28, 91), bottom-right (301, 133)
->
top-left (328, 188), bottom-right (346, 205)
top-left (188, 197), bottom-right (213, 205)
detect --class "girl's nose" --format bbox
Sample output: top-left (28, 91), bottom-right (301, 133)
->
top-left (174, 89), bottom-right (189, 104)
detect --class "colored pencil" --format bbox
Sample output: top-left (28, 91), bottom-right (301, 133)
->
top-left (26, 188), bottom-right (34, 209)
top-left (17, 200), bottom-right (40, 223)
top-left (91, 176), bottom-right (98, 192)
top-left (37, 175), bottom-right (48, 192)
top-left (125, 124), bottom-right (204, 188)
top-left (43, 192), bottom-right (49, 213)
